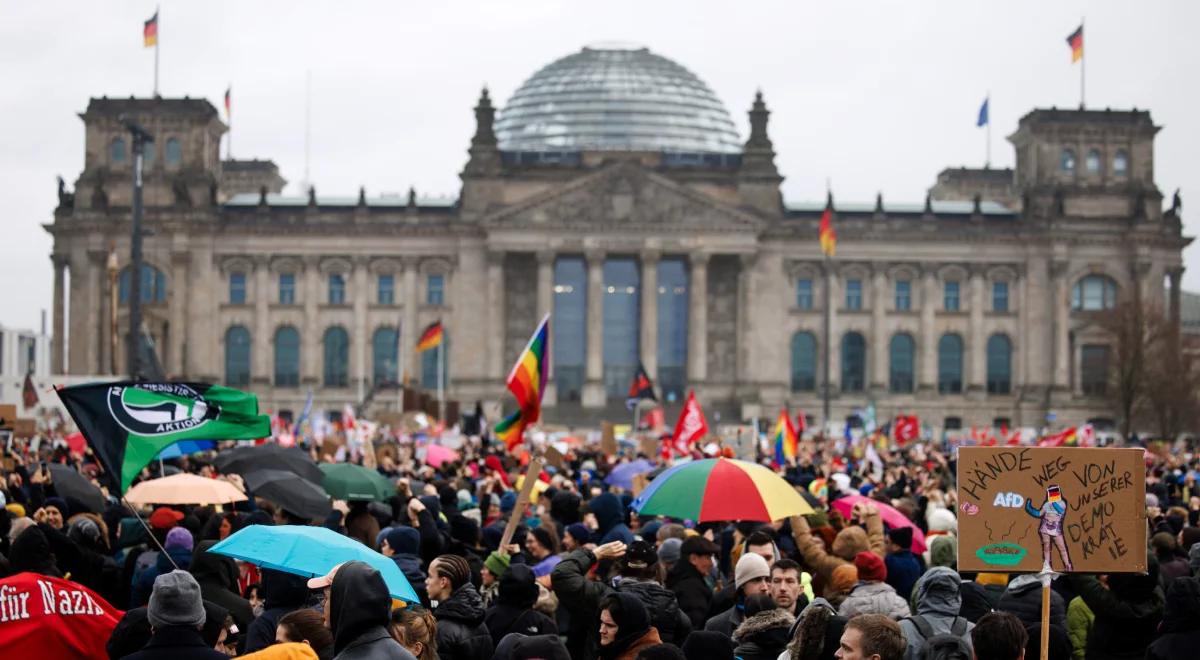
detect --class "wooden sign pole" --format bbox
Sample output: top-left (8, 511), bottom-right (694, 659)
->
top-left (1039, 571), bottom-right (1052, 660)
top-left (499, 457), bottom-right (544, 552)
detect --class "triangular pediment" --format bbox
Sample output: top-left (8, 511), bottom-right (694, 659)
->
top-left (481, 161), bottom-right (765, 232)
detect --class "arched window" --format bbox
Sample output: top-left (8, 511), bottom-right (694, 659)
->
top-left (111, 138), bottom-right (126, 164)
top-left (118, 264), bottom-right (168, 303)
top-left (372, 326), bottom-right (399, 385)
top-left (791, 332), bottom-right (817, 392)
top-left (323, 326), bottom-right (350, 387)
top-left (1060, 148), bottom-right (1076, 173)
top-left (986, 334), bottom-right (1012, 394)
top-left (937, 334), bottom-right (963, 393)
top-left (165, 138), bottom-right (182, 166)
top-left (1113, 150), bottom-right (1129, 176)
top-left (224, 326), bottom-right (251, 386)
top-left (1085, 149), bottom-right (1102, 174)
top-left (841, 332), bottom-right (866, 392)
top-left (422, 330), bottom-right (448, 389)
top-left (889, 334), bottom-right (915, 393)
top-left (1071, 275), bottom-right (1118, 311)
top-left (274, 326), bottom-right (300, 387)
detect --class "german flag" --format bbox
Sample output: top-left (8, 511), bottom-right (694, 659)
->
top-left (143, 11), bottom-right (158, 48)
top-left (416, 321), bottom-right (443, 352)
top-left (1066, 25), bottom-right (1083, 63)
top-left (818, 193), bottom-right (836, 257)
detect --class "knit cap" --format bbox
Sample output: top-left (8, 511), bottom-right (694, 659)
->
top-left (734, 552), bottom-right (770, 590)
top-left (164, 526), bottom-right (194, 552)
top-left (485, 550), bottom-right (511, 578)
top-left (853, 551), bottom-right (886, 582)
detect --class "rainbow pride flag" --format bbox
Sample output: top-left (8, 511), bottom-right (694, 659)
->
top-left (494, 410), bottom-right (524, 450)
top-left (771, 409), bottom-right (798, 467)
top-left (493, 314), bottom-right (550, 450)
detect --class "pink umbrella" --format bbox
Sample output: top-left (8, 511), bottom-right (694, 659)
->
top-left (424, 444), bottom-right (460, 468)
top-left (830, 493), bottom-right (928, 555)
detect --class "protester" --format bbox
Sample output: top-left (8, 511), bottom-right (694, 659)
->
top-left (190, 539), bottom-right (255, 648)
top-left (122, 570), bottom-right (228, 660)
top-left (1146, 576), bottom-right (1200, 660)
top-left (1066, 558), bottom-right (1165, 660)
top-left (789, 504), bottom-right (885, 587)
top-left (896, 567), bottom-right (973, 660)
top-left (427, 554), bottom-right (494, 660)
top-left (834, 613), bottom-right (906, 660)
top-left (525, 525), bottom-right (562, 578)
top-left (1065, 593), bottom-right (1092, 660)
top-left (883, 527), bottom-right (921, 601)
top-left (769, 559), bottom-right (810, 616)
top-left (781, 598), bottom-right (846, 660)
top-left (837, 551), bottom-right (910, 620)
top-left (666, 535), bottom-right (721, 630)
top-left (970, 612), bottom-right (1027, 660)
top-left (389, 608), bottom-right (439, 660)
top-left (244, 568), bottom-right (314, 653)
top-left (730, 594), bottom-right (792, 660)
top-left (599, 592), bottom-right (662, 660)
top-left (308, 560), bottom-right (415, 660)
top-left (381, 526), bottom-right (429, 607)
top-left (276, 608), bottom-right (336, 660)
top-left (486, 563), bottom-right (558, 642)
top-left (705, 552), bottom-right (772, 636)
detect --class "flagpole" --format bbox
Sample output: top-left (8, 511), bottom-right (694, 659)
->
top-left (985, 93), bottom-right (991, 168)
top-left (153, 6), bottom-right (160, 97)
top-left (822, 254), bottom-right (831, 430)
top-left (437, 341), bottom-right (445, 422)
top-left (1079, 17), bottom-right (1086, 109)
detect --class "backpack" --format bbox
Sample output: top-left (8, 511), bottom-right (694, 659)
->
top-left (905, 615), bottom-right (969, 659)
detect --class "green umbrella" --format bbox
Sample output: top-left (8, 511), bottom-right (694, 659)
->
top-left (319, 463), bottom-right (393, 501)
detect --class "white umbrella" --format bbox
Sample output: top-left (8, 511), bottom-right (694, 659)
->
top-left (125, 473), bottom-right (247, 506)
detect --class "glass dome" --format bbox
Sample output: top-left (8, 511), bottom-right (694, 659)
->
top-left (495, 45), bottom-right (742, 154)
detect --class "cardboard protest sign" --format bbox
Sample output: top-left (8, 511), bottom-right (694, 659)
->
top-left (0, 404), bottom-right (15, 429)
top-left (12, 419), bottom-right (36, 439)
top-left (957, 447), bottom-right (1146, 573)
top-left (600, 422), bottom-right (617, 456)
top-left (543, 445), bottom-right (565, 470)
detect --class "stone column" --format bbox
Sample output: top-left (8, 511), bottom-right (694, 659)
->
top-left (687, 253), bottom-right (709, 385)
top-left (303, 256), bottom-right (320, 385)
top-left (869, 263), bottom-right (888, 391)
top-left (918, 264), bottom-right (938, 391)
top-left (825, 263), bottom-right (840, 396)
top-left (1169, 267), bottom-right (1184, 326)
top-left (1051, 261), bottom-right (1070, 389)
top-left (640, 250), bottom-right (660, 381)
top-left (169, 252), bottom-right (191, 378)
top-left (967, 265), bottom-right (986, 393)
top-left (250, 257), bottom-right (270, 384)
top-left (486, 251), bottom-right (506, 380)
top-left (736, 253), bottom-right (757, 386)
top-left (402, 258), bottom-right (420, 384)
top-left (537, 250), bottom-right (557, 405)
top-left (582, 250), bottom-right (606, 408)
top-left (88, 249), bottom-right (106, 375)
top-left (49, 255), bottom-right (66, 373)
top-left (353, 257), bottom-right (369, 395)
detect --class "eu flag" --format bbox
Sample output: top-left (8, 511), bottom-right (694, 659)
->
top-left (977, 97), bottom-right (989, 127)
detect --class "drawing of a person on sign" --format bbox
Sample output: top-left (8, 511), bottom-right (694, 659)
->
top-left (1025, 484), bottom-right (1074, 571)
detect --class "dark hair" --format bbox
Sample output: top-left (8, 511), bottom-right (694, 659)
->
top-left (242, 582), bottom-right (260, 600)
top-left (844, 614), bottom-right (906, 660)
top-left (743, 593), bottom-right (778, 617)
top-left (433, 554), bottom-right (472, 591)
top-left (390, 607), bottom-right (438, 660)
top-left (971, 612), bottom-right (1028, 660)
top-left (278, 608), bottom-right (333, 653)
top-left (771, 558), bottom-right (801, 574)
top-left (745, 529), bottom-right (776, 550)
top-left (530, 525), bottom-right (561, 556)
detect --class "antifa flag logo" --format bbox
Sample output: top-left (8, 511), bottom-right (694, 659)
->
top-left (107, 384), bottom-right (220, 436)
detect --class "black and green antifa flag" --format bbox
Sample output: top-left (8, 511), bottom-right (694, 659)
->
top-left (56, 381), bottom-right (270, 493)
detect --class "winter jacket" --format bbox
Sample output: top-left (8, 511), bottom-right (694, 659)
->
top-left (997, 574), bottom-right (1066, 629)
top-left (958, 580), bottom-right (1005, 622)
top-left (897, 567), bottom-right (974, 660)
top-left (486, 564), bottom-right (558, 643)
top-left (666, 558), bottom-right (713, 631)
top-left (884, 550), bottom-right (922, 602)
top-left (790, 512), bottom-right (885, 585)
top-left (434, 583), bottom-right (494, 660)
top-left (121, 624), bottom-right (230, 660)
top-left (131, 546), bottom-right (193, 607)
top-left (597, 592), bottom-right (662, 660)
top-left (1147, 576), bottom-right (1200, 660)
top-left (837, 581), bottom-right (910, 620)
top-left (732, 608), bottom-right (795, 660)
top-left (244, 568), bottom-right (313, 653)
top-left (1066, 596), bottom-right (1093, 660)
top-left (189, 540), bottom-right (255, 647)
top-left (37, 521), bottom-right (123, 606)
top-left (588, 493), bottom-right (634, 545)
top-left (1067, 563), bottom-right (1164, 660)
top-left (616, 578), bottom-right (691, 646)
top-left (328, 561), bottom-right (416, 660)
top-left (704, 601), bottom-right (745, 638)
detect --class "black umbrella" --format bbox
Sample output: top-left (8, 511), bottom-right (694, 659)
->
top-left (46, 463), bottom-right (107, 513)
top-left (214, 444), bottom-right (323, 484)
top-left (242, 469), bottom-right (332, 520)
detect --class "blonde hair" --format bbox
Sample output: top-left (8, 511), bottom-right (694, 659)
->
top-left (390, 607), bottom-right (438, 660)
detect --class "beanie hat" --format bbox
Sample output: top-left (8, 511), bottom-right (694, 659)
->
top-left (164, 526), bottom-right (193, 552)
top-left (830, 563), bottom-right (858, 592)
top-left (485, 551), bottom-right (511, 578)
top-left (384, 526), bottom-right (420, 555)
top-left (930, 534), bottom-right (958, 568)
top-left (147, 570), bottom-right (206, 629)
top-left (927, 508), bottom-right (958, 533)
top-left (887, 526), bottom-right (913, 550)
top-left (450, 515), bottom-right (480, 546)
top-left (734, 552), bottom-right (771, 590)
top-left (831, 526), bottom-right (869, 560)
top-left (565, 523), bottom-right (591, 547)
top-left (5, 503), bottom-right (25, 518)
top-left (43, 497), bottom-right (69, 517)
top-left (500, 491), bottom-right (518, 514)
top-left (658, 537), bottom-right (683, 565)
top-left (68, 517), bottom-right (103, 547)
top-left (853, 551), bottom-right (886, 582)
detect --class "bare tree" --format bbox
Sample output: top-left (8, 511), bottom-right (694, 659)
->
top-left (1142, 319), bottom-right (1200, 438)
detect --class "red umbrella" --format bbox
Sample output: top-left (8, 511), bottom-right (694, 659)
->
top-left (0, 572), bottom-right (123, 660)
top-left (830, 493), bottom-right (928, 554)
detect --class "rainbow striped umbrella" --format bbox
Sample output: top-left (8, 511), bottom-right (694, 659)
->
top-left (631, 458), bottom-right (814, 522)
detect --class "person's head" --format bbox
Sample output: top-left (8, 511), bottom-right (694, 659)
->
top-left (41, 498), bottom-right (68, 530)
top-left (276, 607), bottom-right (334, 655)
top-left (656, 523), bottom-right (687, 546)
top-left (1151, 531), bottom-right (1177, 558)
top-left (427, 554), bottom-right (471, 601)
top-left (734, 552), bottom-right (771, 598)
top-left (483, 551), bottom-right (511, 586)
top-left (681, 536), bottom-right (720, 577)
top-left (217, 513), bottom-right (235, 540)
top-left (564, 523), bottom-right (591, 551)
top-left (853, 552), bottom-right (886, 584)
top-left (744, 529), bottom-right (778, 564)
top-left (835, 613), bottom-right (905, 660)
top-left (885, 527), bottom-right (913, 554)
top-left (525, 525), bottom-right (560, 560)
top-left (657, 537), bottom-right (683, 569)
top-left (390, 607), bottom-right (438, 660)
top-left (310, 561), bottom-right (392, 654)
top-left (971, 611), bottom-right (1027, 660)
top-left (770, 559), bottom-right (803, 612)
top-left (382, 526), bottom-right (420, 559)
top-left (599, 592), bottom-right (650, 647)
top-left (147, 570), bottom-right (206, 631)
top-left (620, 540), bottom-right (660, 581)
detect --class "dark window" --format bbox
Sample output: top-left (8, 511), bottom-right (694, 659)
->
top-left (273, 326), bottom-right (300, 387)
top-left (165, 138), bottom-right (181, 165)
top-left (791, 332), bottom-right (817, 392)
top-left (553, 257), bottom-right (585, 402)
top-left (323, 326), bottom-right (349, 387)
top-left (328, 274), bottom-right (346, 305)
top-left (796, 279), bottom-right (813, 310)
top-left (657, 258), bottom-right (688, 402)
top-left (377, 274), bottom-right (395, 305)
top-left (944, 416), bottom-right (963, 431)
top-left (841, 332), bottom-right (866, 392)
top-left (1081, 344), bottom-right (1110, 396)
top-left (993, 417), bottom-right (1011, 430)
top-left (986, 334), bottom-right (1012, 394)
top-left (992, 281), bottom-right (1009, 312)
top-left (279, 273), bottom-right (296, 305)
top-left (889, 334), bottom-right (915, 393)
top-left (603, 258), bottom-right (640, 397)
top-left (895, 280), bottom-right (911, 311)
top-left (373, 326), bottom-right (399, 385)
top-left (111, 138), bottom-right (126, 164)
top-left (224, 326), bottom-right (251, 386)
top-left (944, 281), bottom-right (960, 311)
top-left (845, 279), bottom-right (862, 310)
top-left (1071, 275), bottom-right (1117, 311)
top-left (427, 274), bottom-right (444, 305)
top-left (118, 265), bottom-right (168, 303)
top-left (229, 272), bottom-right (246, 304)
top-left (937, 333), bottom-right (963, 393)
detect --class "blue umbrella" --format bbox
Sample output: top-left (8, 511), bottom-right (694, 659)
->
top-left (605, 458), bottom-right (655, 490)
top-left (208, 524), bottom-right (420, 604)
top-left (156, 440), bottom-right (217, 460)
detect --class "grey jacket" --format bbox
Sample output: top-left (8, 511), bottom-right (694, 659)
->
top-left (334, 626), bottom-right (417, 660)
top-left (837, 581), bottom-right (910, 620)
top-left (704, 603), bottom-right (746, 638)
top-left (897, 567), bottom-right (974, 660)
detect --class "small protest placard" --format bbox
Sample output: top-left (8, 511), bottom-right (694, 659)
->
top-left (600, 422), bottom-right (617, 456)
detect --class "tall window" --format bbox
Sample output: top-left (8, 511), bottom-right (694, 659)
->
top-left (229, 272), bottom-right (246, 304)
top-left (377, 274), bottom-right (395, 305)
top-left (279, 273), bottom-right (296, 304)
top-left (328, 273), bottom-right (346, 305)
top-left (657, 258), bottom-right (689, 402)
top-left (111, 138), bottom-right (126, 164)
top-left (372, 326), bottom-right (399, 385)
top-left (986, 334), bottom-right (1012, 394)
top-left (1060, 148), bottom-right (1076, 173)
top-left (1113, 150), bottom-right (1129, 176)
top-left (938, 334), bottom-right (963, 393)
top-left (895, 280), bottom-right (911, 311)
top-left (553, 257), bottom-right (586, 401)
top-left (1085, 149), bottom-right (1102, 174)
top-left (165, 138), bottom-right (182, 166)
top-left (1081, 345), bottom-right (1110, 396)
top-left (889, 334), bottom-right (915, 393)
top-left (841, 332), bottom-right (866, 392)
top-left (421, 331), bottom-right (448, 389)
top-left (143, 142), bottom-right (155, 167)
top-left (796, 279), bottom-right (813, 310)
top-left (992, 281), bottom-right (1009, 312)
top-left (845, 279), bottom-right (862, 311)
top-left (791, 332), bottom-right (817, 392)
top-left (427, 274), bottom-right (445, 305)
top-left (323, 327), bottom-right (350, 387)
top-left (603, 258), bottom-right (640, 397)
top-left (224, 326), bottom-right (251, 386)
top-left (944, 281), bottom-right (960, 311)
top-left (118, 264), bottom-right (168, 303)
top-left (274, 326), bottom-right (300, 387)
top-left (1071, 275), bottom-right (1117, 311)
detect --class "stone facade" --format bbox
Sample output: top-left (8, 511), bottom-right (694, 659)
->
top-left (46, 91), bottom-right (1190, 431)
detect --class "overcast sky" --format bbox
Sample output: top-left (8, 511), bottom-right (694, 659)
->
top-left (2, 1), bottom-right (1197, 333)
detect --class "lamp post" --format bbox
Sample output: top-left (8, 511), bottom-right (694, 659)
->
top-left (107, 243), bottom-right (119, 375)
top-left (122, 118), bottom-right (154, 380)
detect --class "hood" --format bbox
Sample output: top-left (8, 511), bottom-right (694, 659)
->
top-left (589, 493), bottom-right (623, 535)
top-left (499, 563), bottom-right (539, 608)
top-left (189, 540), bottom-right (240, 592)
top-left (329, 561), bottom-right (392, 654)
top-left (437, 583), bottom-right (486, 625)
top-left (913, 566), bottom-right (962, 616)
top-left (512, 633), bottom-right (572, 660)
top-left (1161, 576), bottom-right (1200, 633)
top-left (419, 495), bottom-right (444, 523)
top-left (733, 607), bottom-right (795, 641)
top-left (1004, 573), bottom-right (1043, 596)
top-left (10, 525), bottom-right (61, 577)
top-left (260, 567), bottom-right (311, 609)
top-left (550, 491), bottom-right (582, 525)
top-left (616, 579), bottom-right (681, 625)
top-left (605, 591), bottom-right (651, 639)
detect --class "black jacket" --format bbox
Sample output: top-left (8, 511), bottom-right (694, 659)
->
top-left (1147, 576), bottom-right (1200, 660)
top-left (189, 540), bottom-right (255, 648)
top-left (243, 567), bottom-right (312, 653)
top-left (1068, 561), bottom-right (1164, 660)
top-left (485, 564), bottom-right (557, 643)
top-left (329, 560), bottom-right (415, 660)
top-left (733, 608), bottom-right (795, 660)
top-left (665, 558), bottom-right (713, 631)
top-left (434, 583), bottom-right (494, 660)
top-left (958, 580), bottom-right (1004, 623)
top-left (997, 574), bottom-right (1066, 629)
top-left (121, 624), bottom-right (230, 660)
top-left (615, 578), bottom-right (691, 647)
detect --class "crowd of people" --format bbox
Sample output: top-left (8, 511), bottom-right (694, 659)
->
top-left (1, 429), bottom-right (1199, 660)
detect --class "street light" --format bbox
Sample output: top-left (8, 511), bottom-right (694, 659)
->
top-left (120, 117), bottom-right (153, 380)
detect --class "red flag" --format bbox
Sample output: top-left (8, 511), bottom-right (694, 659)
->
top-left (795, 409), bottom-right (807, 436)
top-left (893, 415), bottom-right (919, 445)
top-left (0, 572), bottom-right (123, 659)
top-left (22, 373), bottom-right (38, 409)
top-left (639, 407), bottom-right (664, 432)
top-left (1039, 427), bottom-right (1077, 447)
top-left (669, 390), bottom-right (708, 456)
